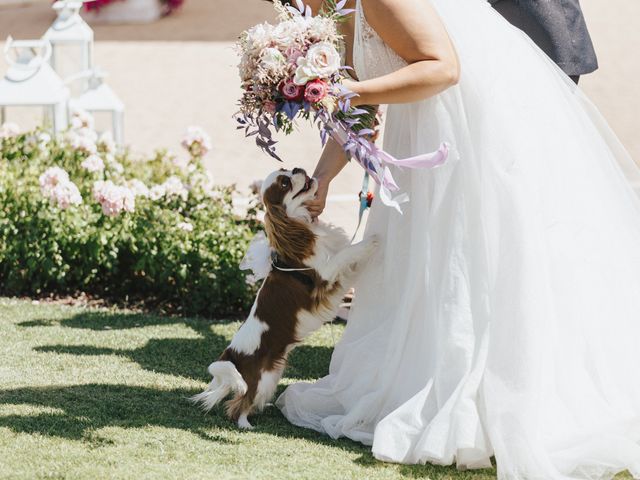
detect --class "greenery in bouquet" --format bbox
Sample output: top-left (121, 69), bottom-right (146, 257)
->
top-left (0, 115), bottom-right (262, 317)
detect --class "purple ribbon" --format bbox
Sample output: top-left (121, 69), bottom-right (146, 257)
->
top-left (330, 123), bottom-right (449, 213)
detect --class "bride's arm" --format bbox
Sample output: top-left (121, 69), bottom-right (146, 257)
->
top-left (305, 138), bottom-right (349, 218)
top-left (346, 0), bottom-right (460, 106)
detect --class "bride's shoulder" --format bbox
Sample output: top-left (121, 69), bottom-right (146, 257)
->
top-left (359, 0), bottom-right (459, 82)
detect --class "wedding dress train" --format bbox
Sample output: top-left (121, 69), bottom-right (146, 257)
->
top-left (276, 0), bottom-right (640, 478)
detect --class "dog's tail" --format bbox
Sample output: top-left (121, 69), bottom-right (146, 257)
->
top-left (190, 361), bottom-right (248, 413)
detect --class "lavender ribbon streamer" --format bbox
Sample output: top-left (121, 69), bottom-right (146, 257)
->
top-left (330, 123), bottom-right (450, 213)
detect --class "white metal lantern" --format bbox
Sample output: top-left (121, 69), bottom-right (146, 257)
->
top-left (69, 68), bottom-right (125, 146)
top-left (43, 0), bottom-right (94, 93)
top-left (0, 37), bottom-right (69, 133)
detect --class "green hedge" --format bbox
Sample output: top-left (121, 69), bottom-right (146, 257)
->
top-left (0, 120), bottom-right (261, 317)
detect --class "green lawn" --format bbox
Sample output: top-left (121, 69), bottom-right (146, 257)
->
top-left (0, 298), bottom-right (628, 480)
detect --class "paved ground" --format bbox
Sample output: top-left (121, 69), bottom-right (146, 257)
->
top-left (1, 0), bottom-right (639, 232)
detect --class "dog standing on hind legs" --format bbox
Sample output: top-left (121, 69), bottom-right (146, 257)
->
top-left (191, 167), bottom-right (378, 429)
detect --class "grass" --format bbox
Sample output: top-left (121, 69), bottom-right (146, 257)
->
top-left (0, 298), bottom-right (630, 480)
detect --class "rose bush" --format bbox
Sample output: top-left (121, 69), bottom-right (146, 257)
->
top-left (0, 118), bottom-right (262, 317)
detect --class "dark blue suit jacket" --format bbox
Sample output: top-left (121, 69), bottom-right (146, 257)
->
top-left (490, 0), bottom-right (598, 76)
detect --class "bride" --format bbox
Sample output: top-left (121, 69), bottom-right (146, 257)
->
top-left (275, 0), bottom-right (640, 478)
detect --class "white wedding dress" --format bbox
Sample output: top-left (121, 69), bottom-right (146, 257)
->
top-left (276, 0), bottom-right (640, 478)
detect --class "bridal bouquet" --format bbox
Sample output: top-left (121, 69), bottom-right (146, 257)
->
top-left (236, 0), bottom-right (449, 211)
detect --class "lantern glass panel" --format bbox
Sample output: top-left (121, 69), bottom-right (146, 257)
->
top-left (52, 43), bottom-right (89, 94)
top-left (1, 106), bottom-right (54, 132)
top-left (90, 110), bottom-right (115, 137)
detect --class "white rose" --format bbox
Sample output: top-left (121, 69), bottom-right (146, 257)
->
top-left (293, 42), bottom-right (341, 85)
top-left (260, 47), bottom-right (286, 72)
top-left (245, 23), bottom-right (274, 53)
top-left (272, 17), bottom-right (308, 47)
top-left (306, 16), bottom-right (338, 42)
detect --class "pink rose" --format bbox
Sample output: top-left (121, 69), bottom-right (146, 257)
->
top-left (263, 100), bottom-right (277, 114)
top-left (304, 79), bottom-right (329, 103)
top-left (280, 79), bottom-right (304, 101)
top-left (285, 46), bottom-right (304, 64)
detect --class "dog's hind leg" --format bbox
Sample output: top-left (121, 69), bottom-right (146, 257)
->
top-left (254, 368), bottom-right (284, 411)
top-left (190, 360), bottom-right (248, 413)
top-left (226, 392), bottom-right (257, 430)
top-left (190, 379), bottom-right (231, 412)
top-left (237, 413), bottom-right (253, 430)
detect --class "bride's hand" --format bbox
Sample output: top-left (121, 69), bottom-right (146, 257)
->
top-left (305, 176), bottom-right (330, 219)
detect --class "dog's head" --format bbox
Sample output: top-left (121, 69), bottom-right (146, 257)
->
top-left (260, 168), bottom-right (318, 222)
top-left (260, 168), bottom-right (318, 263)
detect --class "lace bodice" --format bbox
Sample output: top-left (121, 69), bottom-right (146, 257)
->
top-left (353, 0), bottom-right (408, 82)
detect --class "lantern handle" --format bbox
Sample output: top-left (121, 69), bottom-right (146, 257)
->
top-left (4, 36), bottom-right (52, 70)
top-left (51, 1), bottom-right (94, 31)
top-left (64, 67), bottom-right (107, 87)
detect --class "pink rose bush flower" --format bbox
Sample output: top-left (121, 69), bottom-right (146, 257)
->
top-left (127, 179), bottom-right (150, 198)
top-left (107, 156), bottom-right (124, 175)
top-left (171, 152), bottom-right (196, 173)
top-left (0, 122), bottom-right (20, 139)
top-left (177, 221), bottom-right (194, 232)
top-left (66, 108), bottom-right (109, 155)
top-left (162, 176), bottom-right (190, 201)
top-left (92, 180), bottom-right (135, 217)
top-left (69, 107), bottom-right (95, 131)
top-left (39, 167), bottom-right (82, 210)
top-left (181, 126), bottom-right (212, 158)
top-left (98, 131), bottom-right (117, 155)
top-left (39, 167), bottom-right (69, 191)
top-left (149, 184), bottom-right (166, 201)
top-left (66, 128), bottom-right (98, 154)
top-left (81, 154), bottom-right (105, 173)
top-left (51, 181), bottom-right (83, 209)
top-left (249, 179), bottom-right (263, 195)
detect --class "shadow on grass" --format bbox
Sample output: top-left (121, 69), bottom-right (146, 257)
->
top-left (35, 342), bottom-right (333, 382)
top-left (20, 310), bottom-right (217, 336)
top-left (0, 384), bottom-right (232, 443)
top-left (0, 384), bottom-right (484, 479)
top-left (14, 310), bottom-right (497, 478)
top-left (22, 311), bottom-right (332, 381)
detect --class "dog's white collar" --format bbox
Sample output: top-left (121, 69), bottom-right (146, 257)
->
top-left (271, 262), bottom-right (314, 272)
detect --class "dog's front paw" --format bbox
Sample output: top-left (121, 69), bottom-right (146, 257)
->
top-left (362, 234), bottom-right (380, 254)
top-left (346, 235), bottom-right (380, 273)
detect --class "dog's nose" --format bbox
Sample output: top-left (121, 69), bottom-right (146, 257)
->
top-left (292, 168), bottom-right (306, 176)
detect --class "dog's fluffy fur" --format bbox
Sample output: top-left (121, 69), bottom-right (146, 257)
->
top-left (191, 168), bottom-right (377, 429)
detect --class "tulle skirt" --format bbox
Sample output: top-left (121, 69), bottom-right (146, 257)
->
top-left (277, 1), bottom-right (640, 478)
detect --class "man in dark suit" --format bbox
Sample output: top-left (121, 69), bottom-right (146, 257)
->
top-left (490, 0), bottom-right (598, 83)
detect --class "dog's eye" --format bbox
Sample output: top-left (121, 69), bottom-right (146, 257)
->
top-left (280, 177), bottom-right (290, 189)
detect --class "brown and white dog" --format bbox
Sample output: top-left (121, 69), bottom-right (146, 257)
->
top-left (191, 167), bottom-right (377, 429)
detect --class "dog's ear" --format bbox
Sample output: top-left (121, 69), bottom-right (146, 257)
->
top-left (264, 204), bottom-right (316, 262)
